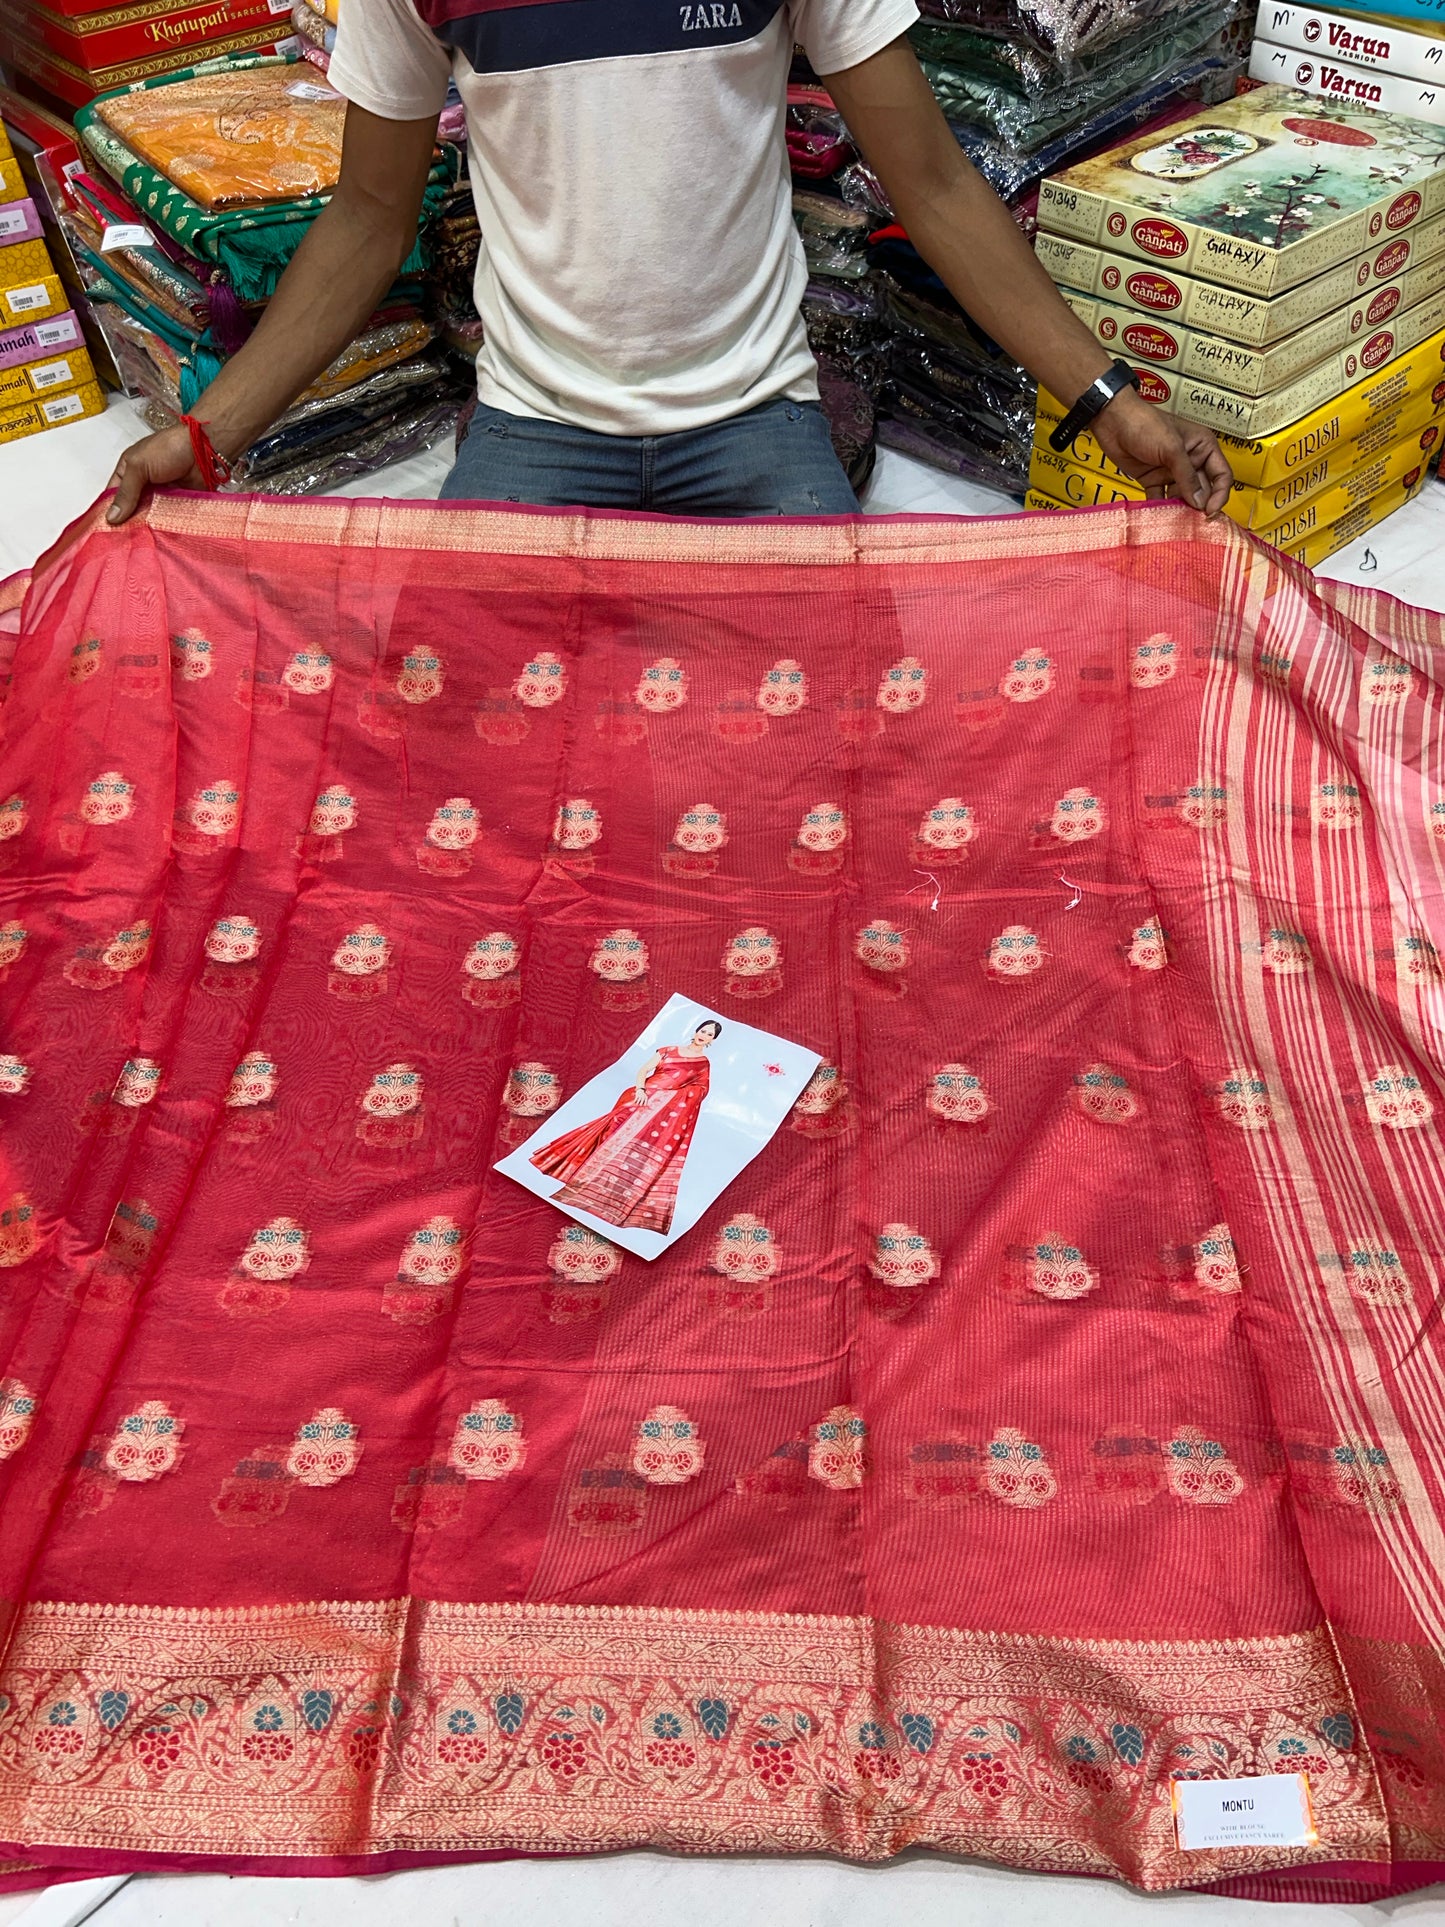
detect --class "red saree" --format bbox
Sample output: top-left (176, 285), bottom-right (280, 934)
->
top-left (0, 494), bottom-right (1444, 1900)
top-left (530, 1047), bottom-right (709, 1233)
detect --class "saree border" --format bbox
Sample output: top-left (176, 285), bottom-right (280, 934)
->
top-left (130, 493), bottom-right (1235, 569)
top-left (0, 1599), bottom-right (1387, 1887)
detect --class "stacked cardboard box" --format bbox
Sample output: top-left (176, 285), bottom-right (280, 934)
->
top-left (0, 116), bottom-right (105, 445)
top-left (1250, 1), bottom-right (1445, 129)
top-left (1030, 84), bottom-right (1445, 564)
top-left (0, 0), bottom-right (295, 110)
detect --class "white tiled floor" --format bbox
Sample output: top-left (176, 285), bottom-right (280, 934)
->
top-left (3, 395), bottom-right (1444, 1923)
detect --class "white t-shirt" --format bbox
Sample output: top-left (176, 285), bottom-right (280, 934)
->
top-left (329, 0), bottom-right (916, 434)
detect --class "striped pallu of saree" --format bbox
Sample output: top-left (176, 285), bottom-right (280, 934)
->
top-left (0, 496), bottom-right (1441, 1899)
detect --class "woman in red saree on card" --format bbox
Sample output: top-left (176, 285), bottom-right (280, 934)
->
top-left (530, 1021), bottom-right (719, 1235)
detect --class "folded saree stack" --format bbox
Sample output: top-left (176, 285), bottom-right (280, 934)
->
top-left (64, 51), bottom-right (466, 493)
top-left (787, 88), bottom-right (883, 492)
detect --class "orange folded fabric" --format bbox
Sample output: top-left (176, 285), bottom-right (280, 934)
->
top-left (94, 63), bottom-right (344, 210)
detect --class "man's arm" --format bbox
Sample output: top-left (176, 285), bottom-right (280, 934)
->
top-left (825, 40), bottom-right (1233, 513)
top-left (106, 101), bottom-right (440, 523)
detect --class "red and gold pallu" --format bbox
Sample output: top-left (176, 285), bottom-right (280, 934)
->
top-left (0, 496), bottom-right (1442, 1899)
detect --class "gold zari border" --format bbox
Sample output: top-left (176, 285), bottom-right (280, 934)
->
top-left (0, 1600), bottom-right (1386, 1887)
top-left (132, 493), bottom-right (1236, 569)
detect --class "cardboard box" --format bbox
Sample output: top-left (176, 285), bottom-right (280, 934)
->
top-left (1031, 425), bottom-right (1432, 533)
top-left (0, 344), bottom-right (94, 406)
top-left (1036, 217), bottom-right (1445, 348)
top-left (0, 307), bottom-right (84, 370)
top-left (1026, 452), bottom-right (1432, 557)
top-left (1, 89), bottom-right (124, 391)
top-left (1037, 379), bottom-right (1445, 506)
top-left (1279, 466), bottom-right (1431, 562)
top-left (1314, 0), bottom-right (1445, 23)
top-left (1264, 437), bottom-right (1432, 542)
top-left (1256, 2), bottom-right (1445, 86)
top-left (1037, 85), bottom-right (1445, 296)
top-left (0, 238), bottom-right (53, 294)
top-left (11, 0), bottom-right (288, 74)
top-left (1039, 338), bottom-right (1445, 484)
top-left (1062, 253), bottom-right (1445, 395)
top-left (0, 22), bottom-right (292, 107)
top-left (0, 201), bottom-right (44, 252)
top-left (0, 272), bottom-right (67, 327)
top-left (1251, 38), bottom-right (1445, 123)
top-left (0, 377), bottom-right (105, 443)
top-left (1, 87), bottom-right (87, 228)
top-left (1088, 289), bottom-right (1445, 437)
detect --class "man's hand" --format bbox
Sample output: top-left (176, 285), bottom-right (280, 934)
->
top-left (107, 426), bottom-right (204, 525)
top-left (101, 101), bottom-right (440, 525)
top-left (1090, 387), bottom-right (1234, 517)
top-left (825, 41), bottom-right (1236, 513)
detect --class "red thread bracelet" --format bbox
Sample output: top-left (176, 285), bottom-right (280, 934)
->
top-left (180, 414), bottom-right (233, 491)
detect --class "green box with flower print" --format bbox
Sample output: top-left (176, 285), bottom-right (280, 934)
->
top-left (1039, 83), bottom-right (1445, 297)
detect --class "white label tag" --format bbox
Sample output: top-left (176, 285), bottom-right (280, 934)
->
top-left (30, 357), bottom-right (73, 391)
top-left (41, 393), bottom-right (84, 423)
top-left (268, 0), bottom-right (292, 13)
top-left (4, 285), bottom-right (49, 315)
top-left (286, 79), bottom-right (339, 100)
top-left (62, 158), bottom-right (86, 182)
top-left (33, 319), bottom-right (74, 348)
top-left (1173, 1775), bottom-right (1316, 1851)
top-left (0, 208), bottom-right (29, 239)
top-left (100, 223), bottom-right (154, 252)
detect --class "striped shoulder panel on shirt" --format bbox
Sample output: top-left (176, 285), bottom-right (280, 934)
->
top-left (414, 0), bottom-right (787, 72)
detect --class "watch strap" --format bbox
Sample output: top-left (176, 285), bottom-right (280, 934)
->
top-left (1047, 360), bottom-right (1140, 453)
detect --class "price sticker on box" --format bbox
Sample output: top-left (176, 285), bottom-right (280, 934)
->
top-left (4, 286), bottom-right (50, 317)
top-left (1173, 1775), bottom-right (1317, 1852)
top-left (0, 208), bottom-right (29, 241)
top-left (40, 394), bottom-right (84, 425)
top-left (29, 358), bottom-right (73, 392)
top-left (32, 320), bottom-right (76, 350)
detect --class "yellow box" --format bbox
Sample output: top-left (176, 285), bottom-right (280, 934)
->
top-left (1254, 435), bottom-right (1433, 548)
top-left (0, 271), bottom-right (66, 328)
top-left (0, 379), bottom-right (106, 444)
top-left (0, 159), bottom-right (22, 207)
top-left (0, 238), bottom-right (53, 293)
top-left (0, 346), bottom-right (95, 409)
top-left (1040, 330), bottom-right (1445, 488)
top-left (0, 122), bottom-right (12, 164)
top-left (1033, 403), bottom-right (1440, 533)
top-left (1037, 380), bottom-right (1445, 513)
top-left (1030, 443), bottom-right (1148, 507)
top-left (1276, 470), bottom-right (1430, 566)
top-left (1026, 466), bottom-right (1431, 566)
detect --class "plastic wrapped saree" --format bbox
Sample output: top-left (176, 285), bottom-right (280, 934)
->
top-left (0, 496), bottom-right (1443, 1901)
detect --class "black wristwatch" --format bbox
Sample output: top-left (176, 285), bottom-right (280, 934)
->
top-left (1048, 360), bottom-right (1140, 453)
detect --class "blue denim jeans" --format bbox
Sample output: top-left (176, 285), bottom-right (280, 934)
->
top-left (440, 394), bottom-right (859, 515)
